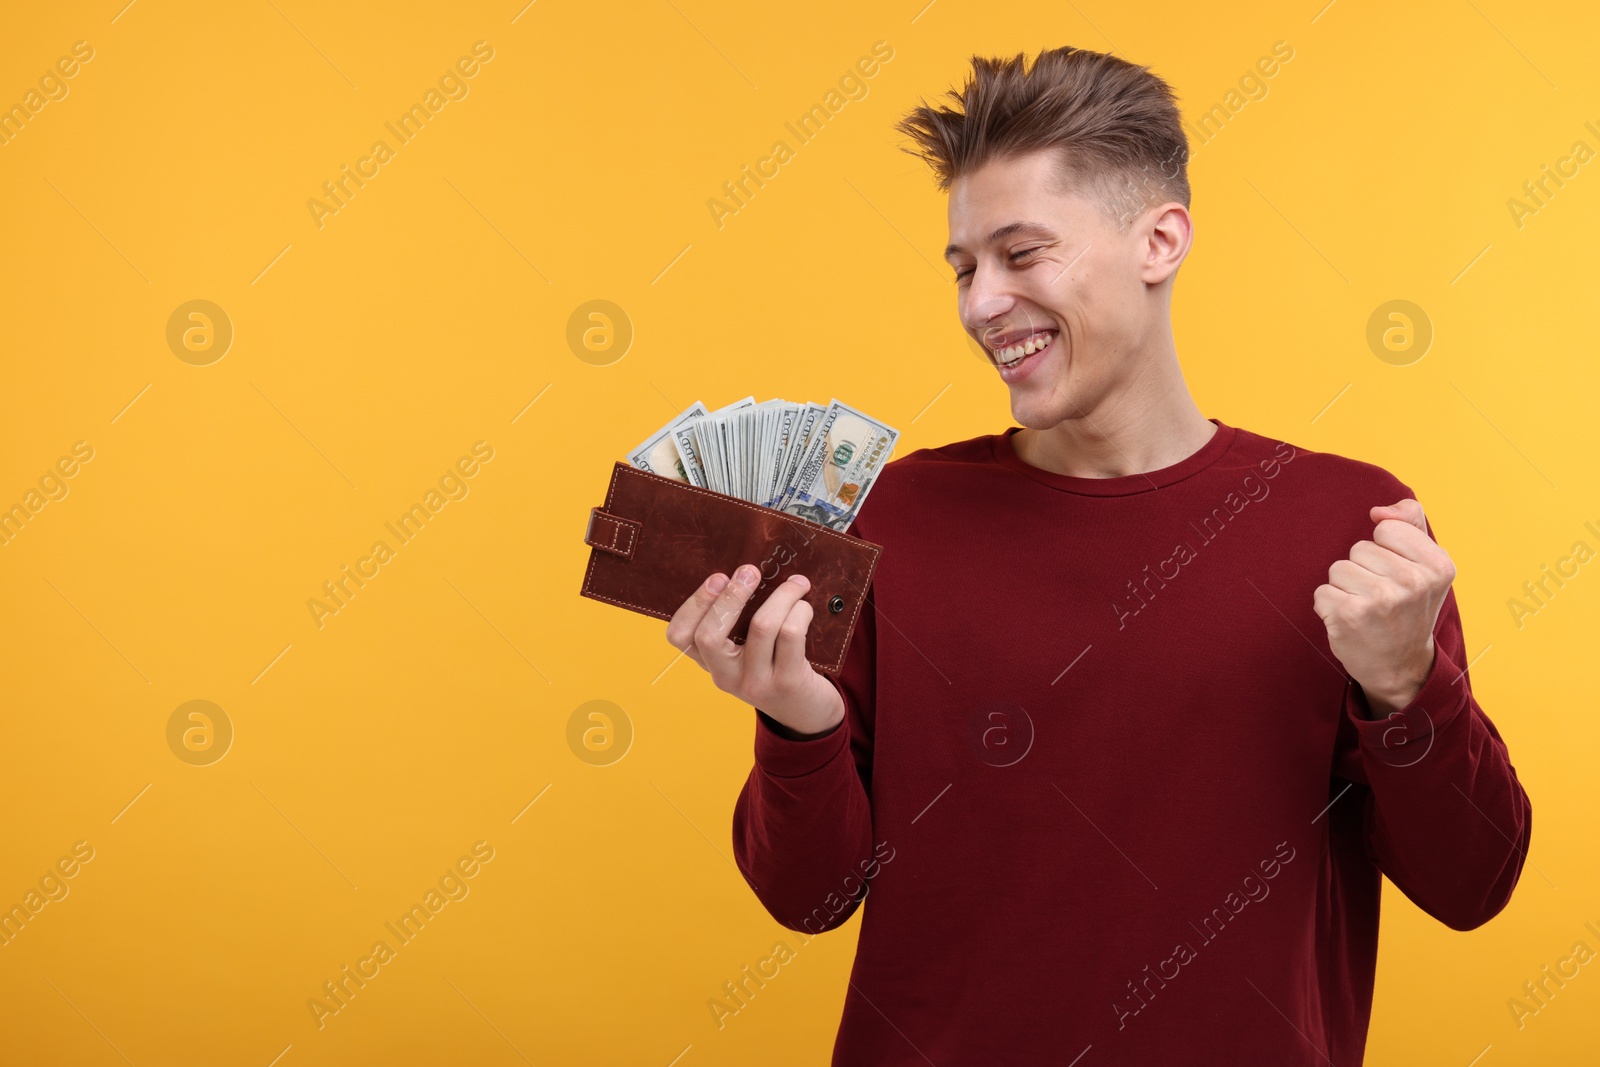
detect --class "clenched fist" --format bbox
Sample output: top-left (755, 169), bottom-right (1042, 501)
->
top-left (666, 563), bottom-right (846, 739)
top-left (1313, 498), bottom-right (1456, 718)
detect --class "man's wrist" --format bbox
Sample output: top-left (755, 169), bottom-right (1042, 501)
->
top-left (1359, 639), bottom-right (1437, 718)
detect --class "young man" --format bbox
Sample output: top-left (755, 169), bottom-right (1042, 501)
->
top-left (665, 46), bottom-right (1531, 1064)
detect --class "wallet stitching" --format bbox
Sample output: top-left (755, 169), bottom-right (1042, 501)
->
top-left (588, 509), bottom-right (639, 558)
top-left (582, 462), bottom-right (881, 673)
top-left (603, 512), bottom-right (636, 557)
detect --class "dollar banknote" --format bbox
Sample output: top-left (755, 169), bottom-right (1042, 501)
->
top-left (773, 399), bottom-right (899, 530)
top-left (625, 396), bottom-right (898, 530)
top-left (626, 401), bottom-right (708, 482)
top-left (670, 395), bottom-right (754, 489)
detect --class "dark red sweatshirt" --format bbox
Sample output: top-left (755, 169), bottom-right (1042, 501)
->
top-left (731, 418), bottom-right (1532, 1066)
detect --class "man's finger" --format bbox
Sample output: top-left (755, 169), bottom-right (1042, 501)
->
top-left (1312, 581), bottom-right (1353, 624)
top-left (741, 573), bottom-right (813, 689)
top-left (1370, 497), bottom-right (1427, 536)
top-left (666, 572), bottom-right (730, 656)
top-left (694, 563), bottom-right (763, 673)
top-left (1327, 557), bottom-right (1383, 598)
top-left (1373, 517), bottom-right (1439, 566)
top-left (1348, 538), bottom-right (1414, 580)
top-left (772, 594), bottom-right (816, 679)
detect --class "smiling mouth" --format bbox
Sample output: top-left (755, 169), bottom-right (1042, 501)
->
top-left (990, 330), bottom-right (1056, 368)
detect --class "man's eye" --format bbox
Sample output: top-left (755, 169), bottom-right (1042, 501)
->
top-left (954, 248), bottom-right (1041, 284)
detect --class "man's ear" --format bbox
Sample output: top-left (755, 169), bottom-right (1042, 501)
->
top-left (1140, 202), bottom-right (1192, 285)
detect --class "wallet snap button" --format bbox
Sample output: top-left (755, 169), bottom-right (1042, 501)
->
top-left (828, 595), bottom-right (844, 613)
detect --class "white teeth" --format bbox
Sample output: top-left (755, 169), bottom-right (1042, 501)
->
top-left (995, 331), bottom-right (1054, 364)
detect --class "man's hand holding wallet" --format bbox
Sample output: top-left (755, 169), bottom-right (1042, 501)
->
top-left (579, 394), bottom-right (898, 737)
top-left (666, 564), bottom-right (848, 740)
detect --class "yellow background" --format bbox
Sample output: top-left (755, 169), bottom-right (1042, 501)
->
top-left (1, 0), bottom-right (1595, 1063)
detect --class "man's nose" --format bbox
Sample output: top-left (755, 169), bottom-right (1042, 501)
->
top-left (961, 271), bottom-right (1013, 339)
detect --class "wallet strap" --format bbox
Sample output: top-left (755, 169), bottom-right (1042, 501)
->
top-left (585, 507), bottom-right (641, 559)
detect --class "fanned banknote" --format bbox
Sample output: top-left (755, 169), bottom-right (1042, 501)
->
top-left (624, 396), bottom-right (898, 530)
top-left (773, 399), bottom-right (898, 530)
top-left (626, 401), bottom-right (708, 482)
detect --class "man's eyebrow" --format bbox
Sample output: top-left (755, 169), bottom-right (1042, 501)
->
top-left (943, 221), bottom-right (1058, 264)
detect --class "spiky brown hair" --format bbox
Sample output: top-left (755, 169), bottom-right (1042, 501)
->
top-left (893, 47), bottom-right (1191, 230)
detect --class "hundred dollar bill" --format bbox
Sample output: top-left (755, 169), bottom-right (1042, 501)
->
top-left (763, 401), bottom-right (825, 509)
top-left (710, 395), bottom-right (757, 417)
top-left (626, 400), bottom-right (709, 482)
top-left (777, 401), bottom-right (852, 513)
top-left (672, 395), bottom-right (755, 489)
top-left (620, 394), bottom-right (897, 529)
top-left (777, 399), bottom-right (900, 531)
top-left (748, 399), bottom-right (786, 505)
top-left (757, 401), bottom-right (804, 509)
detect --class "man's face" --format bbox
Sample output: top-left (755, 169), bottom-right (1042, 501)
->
top-left (945, 148), bottom-right (1166, 430)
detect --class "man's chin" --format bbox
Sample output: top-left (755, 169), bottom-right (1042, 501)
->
top-left (1005, 345), bottom-right (1075, 425)
top-left (1009, 392), bottom-right (1072, 431)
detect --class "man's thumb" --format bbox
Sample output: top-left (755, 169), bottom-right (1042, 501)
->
top-left (1371, 497), bottom-right (1427, 534)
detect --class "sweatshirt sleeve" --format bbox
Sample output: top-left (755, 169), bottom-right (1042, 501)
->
top-left (1331, 511), bottom-right (1533, 932)
top-left (730, 578), bottom-right (878, 935)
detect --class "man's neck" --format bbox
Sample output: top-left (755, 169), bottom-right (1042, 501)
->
top-left (1013, 364), bottom-right (1215, 480)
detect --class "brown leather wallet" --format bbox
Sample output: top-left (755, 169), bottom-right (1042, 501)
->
top-left (579, 461), bottom-right (884, 675)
